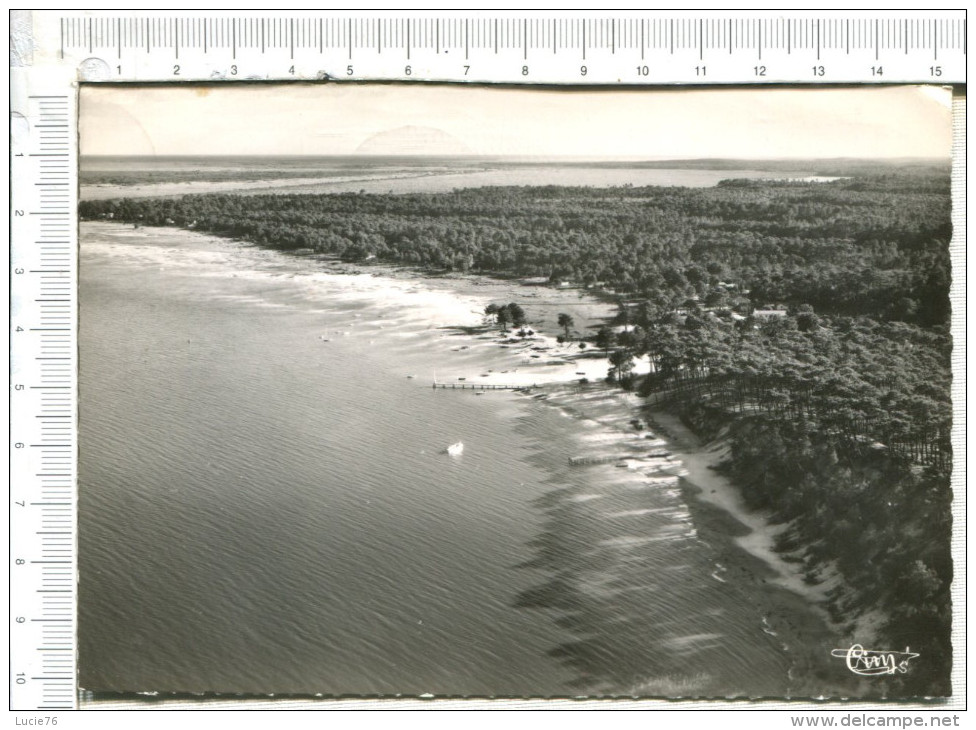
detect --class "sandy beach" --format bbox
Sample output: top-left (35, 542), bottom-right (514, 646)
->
top-left (515, 381), bottom-right (865, 698)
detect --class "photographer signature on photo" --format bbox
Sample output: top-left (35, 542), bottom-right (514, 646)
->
top-left (831, 644), bottom-right (920, 676)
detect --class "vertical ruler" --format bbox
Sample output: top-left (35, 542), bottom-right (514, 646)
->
top-left (10, 90), bottom-right (78, 710)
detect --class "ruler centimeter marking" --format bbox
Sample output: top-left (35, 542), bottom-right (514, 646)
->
top-left (8, 9), bottom-right (966, 712)
top-left (11, 91), bottom-right (78, 711)
top-left (49, 13), bottom-right (965, 84)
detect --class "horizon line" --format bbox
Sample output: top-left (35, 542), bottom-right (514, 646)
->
top-left (79, 153), bottom-right (951, 161)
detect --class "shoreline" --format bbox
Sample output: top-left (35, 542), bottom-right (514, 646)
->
top-left (419, 289), bottom-right (859, 695)
top-left (520, 383), bottom-right (860, 697)
top-left (84, 220), bottom-right (857, 695)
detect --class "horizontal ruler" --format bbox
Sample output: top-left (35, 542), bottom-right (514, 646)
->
top-left (34, 11), bottom-right (968, 84)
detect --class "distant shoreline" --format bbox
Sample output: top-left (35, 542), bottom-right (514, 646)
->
top-left (79, 155), bottom-right (949, 202)
top-left (78, 168), bottom-right (816, 202)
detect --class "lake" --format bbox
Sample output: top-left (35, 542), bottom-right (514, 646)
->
top-left (79, 155), bottom-right (819, 200)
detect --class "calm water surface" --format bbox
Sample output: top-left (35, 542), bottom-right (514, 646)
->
top-left (80, 221), bottom-right (832, 697)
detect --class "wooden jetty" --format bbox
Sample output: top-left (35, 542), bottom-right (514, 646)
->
top-left (433, 381), bottom-right (535, 391)
top-left (569, 454), bottom-right (627, 466)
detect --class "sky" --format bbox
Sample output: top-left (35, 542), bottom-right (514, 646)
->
top-left (79, 83), bottom-right (952, 159)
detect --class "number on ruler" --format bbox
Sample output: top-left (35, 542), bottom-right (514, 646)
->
top-left (871, 66), bottom-right (883, 76)
top-left (812, 65), bottom-right (825, 76)
top-left (754, 66), bottom-right (766, 76)
top-left (695, 66), bottom-right (706, 76)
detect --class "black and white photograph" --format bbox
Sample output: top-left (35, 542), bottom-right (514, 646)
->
top-left (75, 83), bottom-right (955, 702)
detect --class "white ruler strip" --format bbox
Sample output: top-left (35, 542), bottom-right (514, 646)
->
top-left (10, 71), bottom-right (79, 711)
top-left (26, 10), bottom-right (967, 84)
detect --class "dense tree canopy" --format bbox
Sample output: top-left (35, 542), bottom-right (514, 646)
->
top-left (81, 173), bottom-right (954, 695)
top-left (80, 176), bottom-right (950, 325)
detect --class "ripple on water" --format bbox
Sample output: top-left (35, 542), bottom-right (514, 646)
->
top-left (80, 222), bottom-right (845, 699)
